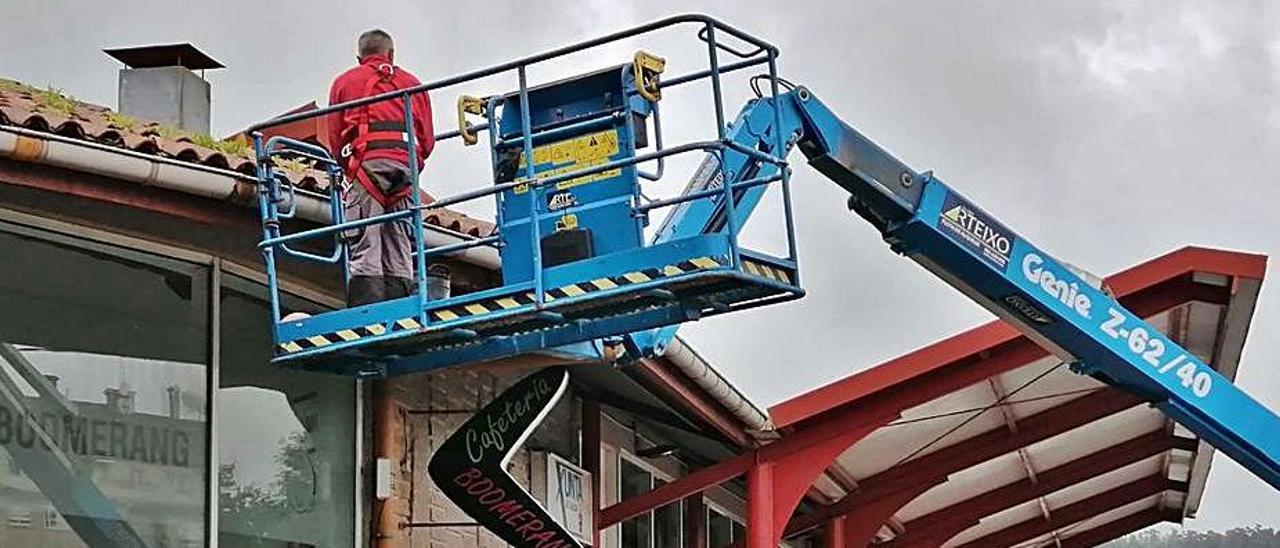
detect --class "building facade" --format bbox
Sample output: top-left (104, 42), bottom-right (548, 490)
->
top-left (0, 73), bottom-right (771, 548)
top-left (0, 206), bottom-right (761, 547)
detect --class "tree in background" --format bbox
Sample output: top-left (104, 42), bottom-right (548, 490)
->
top-left (218, 432), bottom-right (317, 543)
top-left (1106, 526), bottom-right (1280, 547)
top-left (274, 431), bottom-right (318, 514)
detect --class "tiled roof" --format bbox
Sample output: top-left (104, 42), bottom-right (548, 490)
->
top-left (0, 78), bottom-right (494, 238)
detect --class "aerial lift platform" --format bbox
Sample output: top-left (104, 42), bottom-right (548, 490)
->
top-left (250, 15), bottom-right (1280, 492)
top-left (251, 16), bottom-right (804, 377)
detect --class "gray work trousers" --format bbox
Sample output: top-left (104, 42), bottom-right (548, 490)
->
top-left (343, 158), bottom-right (414, 279)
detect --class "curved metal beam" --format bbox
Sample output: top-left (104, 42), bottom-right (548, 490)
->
top-left (891, 430), bottom-right (1196, 546)
top-left (955, 475), bottom-right (1187, 548)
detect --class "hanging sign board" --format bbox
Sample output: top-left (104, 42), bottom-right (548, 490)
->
top-left (545, 452), bottom-right (593, 542)
top-left (428, 366), bottom-right (583, 548)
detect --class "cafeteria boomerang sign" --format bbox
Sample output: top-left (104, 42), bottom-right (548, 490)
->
top-left (428, 367), bottom-right (583, 548)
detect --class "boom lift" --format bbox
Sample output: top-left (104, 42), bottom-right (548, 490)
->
top-left (250, 15), bottom-right (1280, 492)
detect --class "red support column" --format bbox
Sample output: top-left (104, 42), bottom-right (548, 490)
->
top-left (600, 453), bottom-right (753, 527)
top-left (747, 460), bottom-right (775, 548)
top-left (824, 516), bottom-right (847, 548)
top-left (766, 426), bottom-right (881, 545)
top-left (582, 397), bottom-right (602, 547)
top-left (685, 493), bottom-right (706, 548)
top-left (842, 484), bottom-right (941, 547)
top-left (600, 409), bottom-right (896, 535)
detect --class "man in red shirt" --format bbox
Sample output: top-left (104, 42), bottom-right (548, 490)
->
top-left (328, 29), bottom-right (435, 306)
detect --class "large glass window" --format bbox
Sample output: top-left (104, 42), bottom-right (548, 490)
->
top-left (619, 455), bottom-right (681, 548)
top-left (620, 458), bottom-right (653, 548)
top-left (216, 274), bottom-right (355, 547)
top-left (0, 222), bottom-right (209, 547)
top-left (707, 506), bottom-right (744, 548)
top-left (652, 479), bottom-right (681, 547)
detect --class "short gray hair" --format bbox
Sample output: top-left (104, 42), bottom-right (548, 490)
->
top-left (358, 29), bottom-right (393, 58)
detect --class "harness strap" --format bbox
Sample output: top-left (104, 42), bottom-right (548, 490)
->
top-left (341, 63), bottom-right (415, 207)
top-left (367, 120), bottom-right (407, 132)
top-left (349, 165), bottom-right (412, 209)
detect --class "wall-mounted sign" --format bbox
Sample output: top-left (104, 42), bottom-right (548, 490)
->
top-left (545, 452), bottom-right (593, 543)
top-left (428, 366), bottom-right (583, 548)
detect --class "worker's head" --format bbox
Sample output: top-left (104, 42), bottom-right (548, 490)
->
top-left (358, 29), bottom-right (394, 62)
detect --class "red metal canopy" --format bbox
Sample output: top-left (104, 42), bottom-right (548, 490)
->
top-left (598, 246), bottom-right (1267, 547)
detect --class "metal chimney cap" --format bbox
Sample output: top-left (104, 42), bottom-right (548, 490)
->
top-left (103, 43), bottom-right (225, 71)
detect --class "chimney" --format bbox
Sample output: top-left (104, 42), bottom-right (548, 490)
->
top-left (104, 387), bottom-right (136, 414)
top-left (166, 385), bottom-right (182, 419)
top-left (103, 43), bottom-right (224, 134)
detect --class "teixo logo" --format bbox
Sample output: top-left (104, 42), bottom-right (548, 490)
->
top-left (944, 204), bottom-right (1011, 257)
top-left (937, 192), bottom-right (1016, 270)
top-left (1022, 253), bottom-right (1092, 319)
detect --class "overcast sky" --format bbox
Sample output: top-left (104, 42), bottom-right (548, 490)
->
top-left (4, 0), bottom-right (1279, 534)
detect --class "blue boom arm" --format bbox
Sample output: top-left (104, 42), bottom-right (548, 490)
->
top-left (630, 92), bottom-right (808, 354)
top-left (639, 87), bottom-right (1280, 490)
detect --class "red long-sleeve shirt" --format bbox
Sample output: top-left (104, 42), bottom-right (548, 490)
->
top-left (327, 54), bottom-right (434, 171)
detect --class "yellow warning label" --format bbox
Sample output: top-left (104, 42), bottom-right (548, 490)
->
top-left (515, 129), bottom-right (622, 193)
top-left (526, 130), bottom-right (619, 165)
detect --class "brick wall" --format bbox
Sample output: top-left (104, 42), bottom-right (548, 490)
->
top-left (378, 367), bottom-right (581, 547)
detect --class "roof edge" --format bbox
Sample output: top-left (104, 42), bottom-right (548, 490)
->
top-left (769, 246), bottom-right (1269, 429)
top-left (0, 125), bottom-right (500, 269)
top-left (664, 336), bottom-right (773, 432)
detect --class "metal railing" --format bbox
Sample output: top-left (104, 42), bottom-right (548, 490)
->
top-left (251, 13), bottom-right (796, 328)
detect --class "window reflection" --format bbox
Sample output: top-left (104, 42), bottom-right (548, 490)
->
top-left (217, 276), bottom-right (354, 547)
top-left (620, 458), bottom-right (654, 548)
top-left (707, 506), bottom-right (741, 548)
top-left (653, 479), bottom-right (681, 548)
top-left (0, 223), bottom-right (208, 547)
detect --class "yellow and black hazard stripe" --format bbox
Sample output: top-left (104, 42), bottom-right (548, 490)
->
top-left (740, 258), bottom-right (794, 285)
top-left (429, 292), bottom-right (538, 322)
top-left (547, 255), bottom-right (724, 298)
top-left (427, 255), bottom-right (727, 322)
top-left (278, 255), bottom-right (731, 354)
top-left (277, 317), bottom-right (423, 355)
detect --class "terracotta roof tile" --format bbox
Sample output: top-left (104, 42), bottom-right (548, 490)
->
top-left (0, 78), bottom-right (320, 185)
top-left (0, 78), bottom-right (495, 238)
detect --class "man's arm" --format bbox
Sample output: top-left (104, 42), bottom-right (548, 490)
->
top-left (326, 79), bottom-right (347, 160)
top-left (411, 86), bottom-right (435, 168)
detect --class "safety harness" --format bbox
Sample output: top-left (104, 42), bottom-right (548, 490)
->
top-left (339, 62), bottom-right (415, 207)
